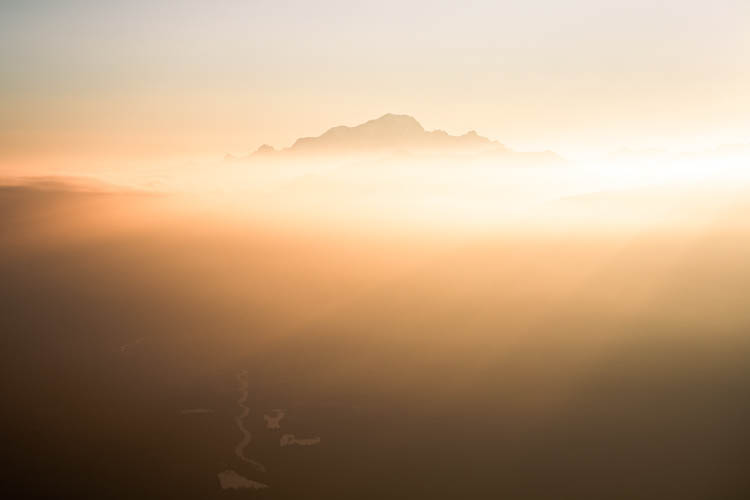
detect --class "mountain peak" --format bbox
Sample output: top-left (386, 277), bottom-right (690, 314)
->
top-left (369, 113), bottom-right (424, 130)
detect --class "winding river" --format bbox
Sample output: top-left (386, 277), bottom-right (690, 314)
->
top-left (233, 369), bottom-right (266, 472)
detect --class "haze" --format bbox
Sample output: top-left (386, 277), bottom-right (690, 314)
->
top-left (2, 2), bottom-right (750, 499)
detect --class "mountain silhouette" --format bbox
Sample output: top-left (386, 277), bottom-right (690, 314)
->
top-left (251, 114), bottom-right (506, 156)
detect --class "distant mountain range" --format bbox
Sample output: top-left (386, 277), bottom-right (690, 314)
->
top-left (221, 113), bottom-right (566, 167)
top-left (282, 113), bottom-right (504, 155)
top-left (241, 113), bottom-right (546, 158)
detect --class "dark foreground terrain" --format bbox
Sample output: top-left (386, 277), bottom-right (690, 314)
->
top-left (2, 181), bottom-right (749, 499)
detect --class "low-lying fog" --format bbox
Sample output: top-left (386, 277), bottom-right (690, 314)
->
top-left (2, 153), bottom-right (750, 499)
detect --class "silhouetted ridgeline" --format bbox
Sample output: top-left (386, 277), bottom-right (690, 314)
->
top-left (227, 114), bottom-right (562, 165)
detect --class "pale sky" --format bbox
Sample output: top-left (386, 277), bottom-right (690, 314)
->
top-left (2, 0), bottom-right (750, 165)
